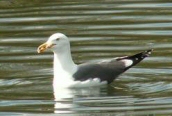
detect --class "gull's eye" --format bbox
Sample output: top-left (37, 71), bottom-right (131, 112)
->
top-left (56, 38), bottom-right (60, 41)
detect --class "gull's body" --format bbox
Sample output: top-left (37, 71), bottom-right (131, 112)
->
top-left (37, 33), bottom-right (152, 88)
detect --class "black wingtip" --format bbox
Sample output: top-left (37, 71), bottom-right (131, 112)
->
top-left (143, 49), bottom-right (153, 57)
top-left (123, 49), bottom-right (153, 69)
top-left (129, 49), bottom-right (153, 59)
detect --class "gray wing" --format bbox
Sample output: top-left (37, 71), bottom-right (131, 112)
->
top-left (73, 49), bottom-right (152, 84)
top-left (73, 59), bottom-right (126, 84)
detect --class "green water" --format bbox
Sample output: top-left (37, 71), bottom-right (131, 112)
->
top-left (0, 0), bottom-right (172, 115)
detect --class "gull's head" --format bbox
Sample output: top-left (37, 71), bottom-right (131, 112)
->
top-left (37, 33), bottom-right (69, 53)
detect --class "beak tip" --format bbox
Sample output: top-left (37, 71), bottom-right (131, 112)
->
top-left (37, 42), bottom-right (48, 54)
top-left (37, 48), bottom-right (42, 53)
top-left (37, 49), bottom-right (44, 53)
top-left (37, 51), bottom-right (41, 53)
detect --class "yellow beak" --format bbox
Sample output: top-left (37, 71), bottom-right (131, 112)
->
top-left (37, 42), bottom-right (55, 53)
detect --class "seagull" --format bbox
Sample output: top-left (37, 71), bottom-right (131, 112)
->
top-left (37, 33), bottom-right (153, 88)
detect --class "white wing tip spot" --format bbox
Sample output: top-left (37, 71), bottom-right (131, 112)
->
top-left (122, 59), bottom-right (133, 67)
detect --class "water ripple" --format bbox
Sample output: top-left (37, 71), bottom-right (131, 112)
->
top-left (0, 0), bottom-right (172, 115)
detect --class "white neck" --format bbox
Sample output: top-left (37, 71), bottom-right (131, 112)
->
top-left (53, 50), bottom-right (77, 88)
top-left (53, 50), bottom-right (77, 78)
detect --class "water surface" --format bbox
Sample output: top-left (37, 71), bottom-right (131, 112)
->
top-left (0, 0), bottom-right (172, 115)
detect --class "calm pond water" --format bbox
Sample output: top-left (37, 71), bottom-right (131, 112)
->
top-left (0, 0), bottom-right (172, 115)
